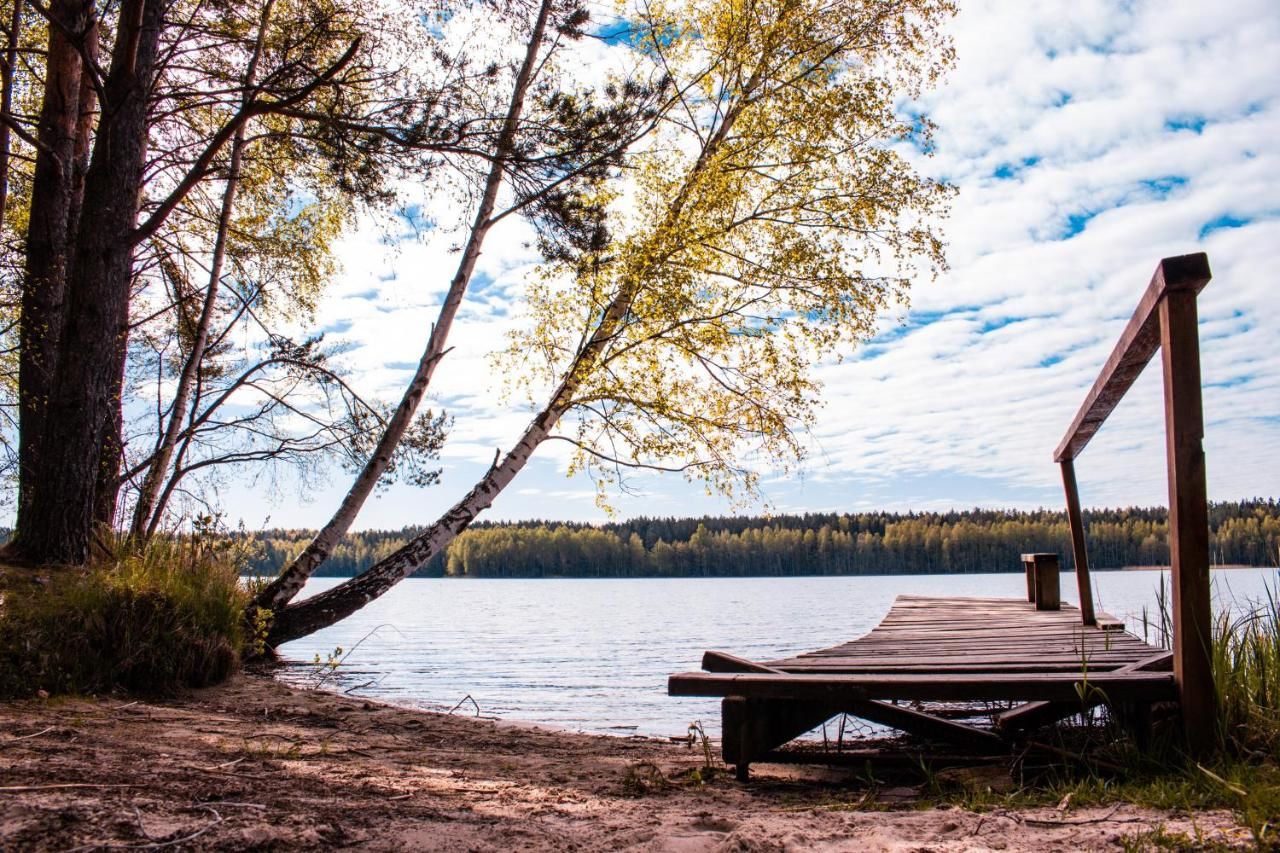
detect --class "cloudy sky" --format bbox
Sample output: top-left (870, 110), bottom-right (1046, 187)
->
top-left (220, 0), bottom-right (1280, 531)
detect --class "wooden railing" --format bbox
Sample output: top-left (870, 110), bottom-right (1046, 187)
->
top-left (1054, 252), bottom-right (1215, 749)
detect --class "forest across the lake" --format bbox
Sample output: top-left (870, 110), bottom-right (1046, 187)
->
top-left (243, 498), bottom-right (1280, 579)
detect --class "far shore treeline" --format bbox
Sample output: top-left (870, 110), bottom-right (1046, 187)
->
top-left (238, 499), bottom-right (1280, 579)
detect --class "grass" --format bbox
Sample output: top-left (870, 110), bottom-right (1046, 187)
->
top-left (0, 528), bottom-right (260, 698)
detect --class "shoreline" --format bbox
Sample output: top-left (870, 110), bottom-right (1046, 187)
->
top-left (0, 674), bottom-right (1254, 850)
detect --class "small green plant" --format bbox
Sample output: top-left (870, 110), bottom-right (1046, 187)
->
top-left (686, 720), bottom-right (718, 780)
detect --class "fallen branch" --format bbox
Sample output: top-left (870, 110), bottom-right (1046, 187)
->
top-left (10, 726), bottom-right (56, 741)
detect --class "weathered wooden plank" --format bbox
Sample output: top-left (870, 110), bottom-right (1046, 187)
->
top-left (668, 671), bottom-right (1177, 703)
top-left (847, 700), bottom-right (1007, 751)
top-left (1054, 253), bottom-right (1210, 463)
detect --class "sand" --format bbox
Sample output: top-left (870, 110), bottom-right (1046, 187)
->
top-left (0, 674), bottom-right (1254, 850)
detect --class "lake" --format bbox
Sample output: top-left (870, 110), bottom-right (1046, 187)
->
top-left (276, 568), bottom-right (1278, 738)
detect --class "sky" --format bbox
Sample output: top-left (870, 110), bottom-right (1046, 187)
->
top-left (216, 0), bottom-right (1280, 531)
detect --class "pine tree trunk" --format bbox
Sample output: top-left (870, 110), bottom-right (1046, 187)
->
top-left (14, 0), bottom-right (94, 541)
top-left (16, 0), bottom-right (164, 564)
top-left (252, 0), bottom-right (555, 611)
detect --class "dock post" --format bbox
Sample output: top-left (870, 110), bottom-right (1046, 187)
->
top-left (1021, 553), bottom-right (1060, 610)
top-left (1159, 282), bottom-right (1216, 753)
top-left (1061, 460), bottom-right (1097, 625)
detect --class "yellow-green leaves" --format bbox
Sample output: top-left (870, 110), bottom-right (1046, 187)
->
top-left (505, 0), bottom-right (955, 509)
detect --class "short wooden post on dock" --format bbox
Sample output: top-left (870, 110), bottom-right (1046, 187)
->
top-left (1021, 553), bottom-right (1060, 610)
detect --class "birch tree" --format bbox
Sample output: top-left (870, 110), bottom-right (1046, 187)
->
top-left (260, 0), bottom-right (956, 645)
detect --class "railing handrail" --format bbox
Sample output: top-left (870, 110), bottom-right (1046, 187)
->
top-left (1055, 253), bottom-right (1212, 463)
top-left (1051, 251), bottom-right (1216, 754)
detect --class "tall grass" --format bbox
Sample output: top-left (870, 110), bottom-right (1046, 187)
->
top-left (1141, 561), bottom-right (1280, 757)
top-left (1214, 581), bottom-right (1280, 758)
top-left (0, 531), bottom-right (259, 697)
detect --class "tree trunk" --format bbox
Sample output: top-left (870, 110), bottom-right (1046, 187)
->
top-left (132, 0), bottom-right (277, 539)
top-left (262, 80), bottom-right (747, 645)
top-left (252, 0), bottom-right (555, 611)
top-left (14, 0), bottom-right (93, 541)
top-left (16, 0), bottom-right (164, 564)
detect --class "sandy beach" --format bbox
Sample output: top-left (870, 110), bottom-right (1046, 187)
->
top-left (0, 673), bottom-right (1256, 851)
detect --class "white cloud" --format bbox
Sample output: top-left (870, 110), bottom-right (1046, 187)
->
top-left (218, 0), bottom-right (1280, 529)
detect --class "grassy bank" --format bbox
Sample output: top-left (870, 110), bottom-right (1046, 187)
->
top-left (0, 534), bottom-right (257, 698)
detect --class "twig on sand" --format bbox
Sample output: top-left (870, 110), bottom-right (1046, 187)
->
top-left (62, 806), bottom-right (223, 851)
top-left (1022, 805), bottom-right (1152, 826)
top-left (448, 694), bottom-right (482, 717)
top-left (202, 801), bottom-right (266, 810)
top-left (10, 726), bottom-right (56, 741)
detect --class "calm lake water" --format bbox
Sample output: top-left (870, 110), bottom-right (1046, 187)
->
top-left (277, 568), bottom-right (1278, 738)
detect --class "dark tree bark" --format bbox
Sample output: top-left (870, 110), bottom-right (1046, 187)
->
top-left (15, 0), bottom-right (94, 533)
top-left (16, 0), bottom-right (164, 563)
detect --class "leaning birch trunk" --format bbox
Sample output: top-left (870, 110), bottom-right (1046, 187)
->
top-left (130, 0), bottom-right (278, 539)
top-left (264, 294), bottom-right (625, 645)
top-left (261, 70), bottom-right (751, 646)
top-left (252, 0), bottom-right (555, 612)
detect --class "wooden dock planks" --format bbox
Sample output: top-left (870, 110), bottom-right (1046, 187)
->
top-left (669, 594), bottom-right (1176, 777)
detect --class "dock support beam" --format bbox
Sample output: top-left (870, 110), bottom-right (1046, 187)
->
top-left (1160, 285), bottom-right (1215, 754)
top-left (1060, 460), bottom-right (1097, 625)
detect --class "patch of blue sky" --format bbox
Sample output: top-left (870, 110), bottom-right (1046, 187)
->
top-left (1206, 374), bottom-right (1252, 390)
top-left (417, 6), bottom-right (454, 39)
top-left (592, 18), bottom-right (680, 52)
top-left (978, 316), bottom-right (1022, 335)
top-left (1165, 115), bottom-right (1207, 134)
top-left (397, 203), bottom-right (434, 234)
top-left (468, 270), bottom-right (496, 294)
top-left (384, 360), bottom-right (419, 372)
top-left (347, 288), bottom-right (380, 301)
top-left (1061, 210), bottom-right (1096, 239)
top-left (1039, 354), bottom-right (1065, 368)
top-left (1198, 214), bottom-right (1251, 240)
top-left (322, 319), bottom-right (353, 335)
top-left (1139, 175), bottom-right (1188, 198)
top-left (991, 156), bottom-right (1041, 181)
top-left (593, 20), bottom-right (637, 47)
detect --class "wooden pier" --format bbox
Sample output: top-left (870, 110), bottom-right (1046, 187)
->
top-left (670, 592), bottom-right (1173, 780)
top-left (668, 253), bottom-right (1219, 777)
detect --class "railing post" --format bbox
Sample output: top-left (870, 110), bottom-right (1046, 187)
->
top-left (1023, 555), bottom-right (1036, 602)
top-left (1159, 286), bottom-right (1217, 753)
top-left (1060, 459), bottom-right (1097, 625)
